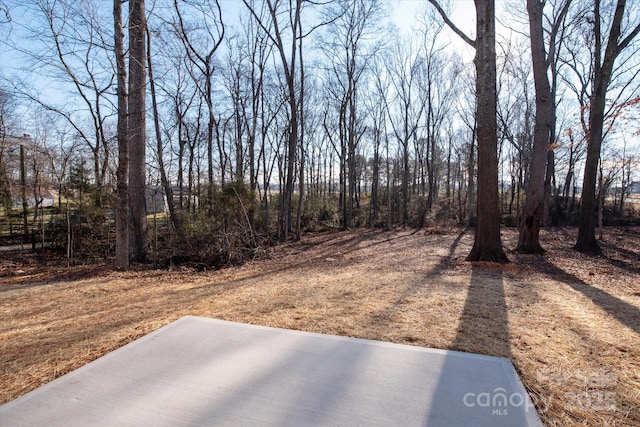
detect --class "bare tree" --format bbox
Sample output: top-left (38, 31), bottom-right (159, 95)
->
top-left (453, 66), bottom-right (478, 226)
top-left (320, 0), bottom-right (383, 229)
top-left (363, 68), bottom-right (388, 227)
top-left (152, 37), bottom-right (199, 212)
top-left (516, 0), bottom-right (573, 253)
top-left (0, 86), bottom-right (16, 211)
top-left (147, 25), bottom-right (183, 240)
top-left (173, 0), bottom-right (225, 208)
top-left (14, 0), bottom-right (115, 198)
top-left (415, 10), bottom-right (462, 216)
top-left (234, 11), bottom-right (277, 231)
top-left (383, 37), bottom-right (425, 227)
top-left (574, 0), bottom-right (640, 252)
top-left (243, 0), bottom-right (303, 241)
top-left (114, 0), bottom-right (129, 269)
top-left (497, 39), bottom-right (534, 222)
top-left (42, 118), bottom-right (78, 211)
top-left (128, 0), bottom-right (147, 262)
top-left (428, 0), bottom-right (508, 262)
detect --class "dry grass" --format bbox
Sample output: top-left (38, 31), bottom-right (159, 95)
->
top-left (1, 227), bottom-right (639, 426)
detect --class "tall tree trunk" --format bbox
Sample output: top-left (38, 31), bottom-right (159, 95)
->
top-left (284, 2), bottom-right (302, 241)
top-left (206, 95), bottom-right (215, 210)
top-left (370, 128), bottom-right (380, 226)
top-left (177, 109), bottom-right (185, 210)
top-left (402, 129), bottom-right (410, 227)
top-left (20, 145), bottom-right (28, 242)
top-left (576, 80), bottom-right (607, 252)
top-left (296, 26), bottom-right (305, 241)
top-left (128, 0), bottom-right (148, 263)
top-left (385, 130), bottom-right (392, 231)
top-left (517, 0), bottom-right (552, 254)
top-left (147, 27), bottom-right (183, 240)
top-left (114, 0), bottom-right (129, 270)
top-left (467, 125), bottom-right (475, 226)
top-left (348, 92), bottom-right (357, 228)
top-left (284, 97), bottom-right (298, 241)
top-left (244, 0), bottom-right (302, 241)
top-left (339, 107), bottom-right (348, 229)
top-left (428, 0), bottom-right (507, 261)
top-left (466, 0), bottom-right (508, 262)
top-left (543, 148), bottom-right (556, 226)
top-left (575, 0), bottom-right (640, 252)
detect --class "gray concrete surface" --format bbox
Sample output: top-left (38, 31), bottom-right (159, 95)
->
top-left (0, 316), bottom-right (543, 426)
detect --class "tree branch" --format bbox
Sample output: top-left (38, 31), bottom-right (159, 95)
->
top-left (617, 22), bottom-right (640, 54)
top-left (426, 0), bottom-right (476, 48)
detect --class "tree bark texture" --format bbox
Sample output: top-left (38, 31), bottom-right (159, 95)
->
top-left (517, 0), bottom-right (552, 254)
top-left (128, 0), bottom-right (148, 262)
top-left (114, 0), bottom-right (129, 270)
top-left (466, 0), bottom-right (508, 262)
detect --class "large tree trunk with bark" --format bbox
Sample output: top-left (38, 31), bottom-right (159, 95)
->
top-left (517, 0), bottom-right (552, 254)
top-left (467, 123), bottom-right (475, 227)
top-left (114, 0), bottom-right (129, 270)
top-left (575, 0), bottom-right (640, 253)
top-left (466, 0), bottom-right (508, 262)
top-left (575, 80), bottom-right (607, 253)
top-left (128, 0), bottom-right (148, 263)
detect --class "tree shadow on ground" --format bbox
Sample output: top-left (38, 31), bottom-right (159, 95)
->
top-left (366, 228), bottom-right (468, 329)
top-left (0, 264), bottom-right (110, 293)
top-left (599, 241), bottom-right (640, 275)
top-left (450, 265), bottom-right (510, 358)
top-left (396, 228), bottom-right (468, 297)
top-left (536, 259), bottom-right (640, 335)
top-left (423, 265), bottom-right (540, 426)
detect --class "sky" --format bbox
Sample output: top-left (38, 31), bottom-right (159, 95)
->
top-left (392, 0), bottom-right (478, 59)
top-left (393, 0), bottom-right (476, 34)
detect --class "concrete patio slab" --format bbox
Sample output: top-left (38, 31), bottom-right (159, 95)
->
top-left (1, 316), bottom-right (543, 426)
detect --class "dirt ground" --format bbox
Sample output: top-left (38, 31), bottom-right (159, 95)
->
top-left (1, 226), bottom-right (639, 426)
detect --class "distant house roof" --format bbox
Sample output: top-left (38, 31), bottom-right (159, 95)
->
top-left (629, 181), bottom-right (640, 195)
top-left (10, 187), bottom-right (57, 208)
top-left (10, 187), bottom-right (55, 200)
